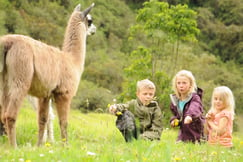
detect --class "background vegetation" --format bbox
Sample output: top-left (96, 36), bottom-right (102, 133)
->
top-left (0, 0), bottom-right (242, 127)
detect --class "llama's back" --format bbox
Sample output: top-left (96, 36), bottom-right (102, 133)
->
top-left (0, 34), bottom-right (65, 97)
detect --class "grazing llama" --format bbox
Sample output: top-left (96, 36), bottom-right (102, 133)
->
top-left (0, 3), bottom-right (95, 148)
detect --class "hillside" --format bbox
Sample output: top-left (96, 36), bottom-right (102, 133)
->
top-left (0, 0), bottom-right (242, 125)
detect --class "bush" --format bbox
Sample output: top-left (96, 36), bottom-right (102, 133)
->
top-left (71, 80), bottom-right (115, 113)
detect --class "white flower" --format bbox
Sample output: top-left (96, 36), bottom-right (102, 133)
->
top-left (49, 150), bottom-right (54, 154)
top-left (87, 151), bottom-right (96, 156)
top-left (19, 158), bottom-right (24, 162)
top-left (39, 154), bottom-right (45, 157)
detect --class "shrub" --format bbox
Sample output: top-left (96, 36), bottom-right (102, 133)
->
top-left (71, 80), bottom-right (115, 113)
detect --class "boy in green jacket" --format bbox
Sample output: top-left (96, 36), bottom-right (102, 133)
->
top-left (109, 79), bottom-right (163, 141)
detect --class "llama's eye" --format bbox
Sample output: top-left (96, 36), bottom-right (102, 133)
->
top-left (87, 20), bottom-right (92, 27)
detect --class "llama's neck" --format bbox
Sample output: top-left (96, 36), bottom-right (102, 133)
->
top-left (62, 13), bottom-right (87, 66)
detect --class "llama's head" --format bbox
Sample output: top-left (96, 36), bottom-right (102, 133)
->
top-left (74, 3), bottom-right (96, 36)
top-left (86, 14), bottom-right (96, 36)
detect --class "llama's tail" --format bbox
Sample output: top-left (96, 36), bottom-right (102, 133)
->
top-left (0, 37), bottom-right (12, 73)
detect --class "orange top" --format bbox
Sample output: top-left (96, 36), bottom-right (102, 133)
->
top-left (207, 110), bottom-right (233, 147)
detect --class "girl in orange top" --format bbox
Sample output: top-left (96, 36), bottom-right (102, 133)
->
top-left (205, 86), bottom-right (235, 148)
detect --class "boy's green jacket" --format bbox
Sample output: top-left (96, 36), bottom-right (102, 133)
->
top-left (115, 99), bottom-right (163, 140)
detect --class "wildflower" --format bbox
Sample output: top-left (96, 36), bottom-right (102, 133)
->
top-left (45, 142), bottom-right (51, 147)
top-left (211, 151), bottom-right (217, 156)
top-left (116, 111), bottom-right (122, 116)
top-left (174, 119), bottom-right (179, 126)
top-left (26, 160), bottom-right (31, 162)
top-left (174, 156), bottom-right (181, 161)
top-left (19, 158), bottom-right (24, 162)
top-left (240, 141), bottom-right (243, 146)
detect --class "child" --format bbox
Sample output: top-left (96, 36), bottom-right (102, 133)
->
top-left (205, 86), bottom-right (235, 148)
top-left (109, 79), bottom-right (163, 141)
top-left (170, 70), bottom-right (205, 143)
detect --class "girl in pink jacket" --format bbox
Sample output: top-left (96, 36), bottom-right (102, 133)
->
top-left (205, 86), bottom-right (235, 148)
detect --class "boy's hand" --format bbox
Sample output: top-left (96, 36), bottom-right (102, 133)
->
top-left (109, 104), bottom-right (117, 114)
top-left (184, 116), bottom-right (192, 124)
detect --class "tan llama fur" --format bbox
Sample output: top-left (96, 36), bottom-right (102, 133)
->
top-left (0, 3), bottom-right (95, 148)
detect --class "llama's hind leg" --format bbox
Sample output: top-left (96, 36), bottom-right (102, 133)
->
top-left (3, 93), bottom-right (25, 148)
top-left (37, 98), bottom-right (50, 146)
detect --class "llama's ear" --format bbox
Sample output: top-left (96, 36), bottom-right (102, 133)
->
top-left (74, 4), bottom-right (81, 11)
top-left (82, 3), bottom-right (95, 17)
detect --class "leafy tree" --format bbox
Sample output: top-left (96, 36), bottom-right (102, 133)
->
top-left (131, 0), bottom-right (199, 73)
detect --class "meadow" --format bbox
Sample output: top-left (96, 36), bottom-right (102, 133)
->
top-left (0, 101), bottom-right (242, 162)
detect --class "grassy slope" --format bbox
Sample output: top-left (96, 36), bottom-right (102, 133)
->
top-left (0, 102), bottom-right (242, 162)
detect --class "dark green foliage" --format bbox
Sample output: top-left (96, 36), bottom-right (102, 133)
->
top-left (213, 0), bottom-right (243, 25)
top-left (196, 0), bottom-right (243, 64)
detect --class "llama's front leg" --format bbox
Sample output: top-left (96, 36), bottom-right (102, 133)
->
top-left (37, 98), bottom-right (50, 146)
top-left (55, 95), bottom-right (71, 145)
top-left (5, 115), bottom-right (17, 148)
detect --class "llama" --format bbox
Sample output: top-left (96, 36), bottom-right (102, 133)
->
top-left (0, 3), bottom-right (95, 148)
top-left (0, 12), bottom-right (96, 142)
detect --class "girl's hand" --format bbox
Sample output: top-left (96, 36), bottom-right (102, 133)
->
top-left (184, 116), bottom-right (192, 124)
top-left (206, 111), bottom-right (215, 119)
top-left (171, 119), bottom-right (179, 127)
top-left (109, 104), bottom-right (117, 114)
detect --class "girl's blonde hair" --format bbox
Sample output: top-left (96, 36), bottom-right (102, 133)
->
top-left (137, 79), bottom-right (156, 92)
top-left (172, 70), bottom-right (197, 98)
top-left (210, 86), bottom-right (235, 117)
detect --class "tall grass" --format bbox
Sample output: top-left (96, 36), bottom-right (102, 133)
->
top-left (0, 102), bottom-right (242, 162)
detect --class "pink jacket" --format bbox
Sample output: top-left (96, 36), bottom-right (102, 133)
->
top-left (207, 110), bottom-right (233, 147)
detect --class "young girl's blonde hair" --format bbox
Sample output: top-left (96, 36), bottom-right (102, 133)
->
top-left (172, 70), bottom-right (197, 98)
top-left (137, 79), bottom-right (156, 92)
top-left (210, 86), bottom-right (235, 117)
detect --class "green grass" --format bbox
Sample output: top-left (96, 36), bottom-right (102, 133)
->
top-left (0, 103), bottom-right (242, 162)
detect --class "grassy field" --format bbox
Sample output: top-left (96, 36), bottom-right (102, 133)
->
top-left (0, 102), bottom-right (242, 162)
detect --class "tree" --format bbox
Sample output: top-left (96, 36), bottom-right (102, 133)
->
top-left (129, 0), bottom-right (199, 76)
